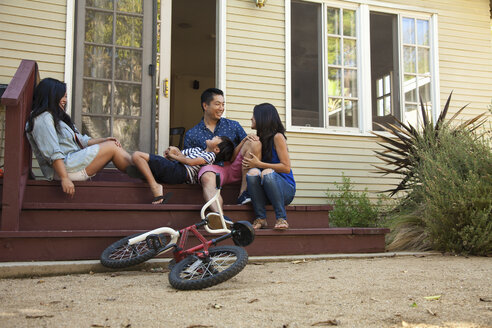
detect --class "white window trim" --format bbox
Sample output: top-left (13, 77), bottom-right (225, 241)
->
top-left (286, 0), bottom-right (440, 136)
top-left (217, 0), bottom-right (227, 112)
top-left (64, 0), bottom-right (76, 117)
top-left (430, 13), bottom-right (440, 123)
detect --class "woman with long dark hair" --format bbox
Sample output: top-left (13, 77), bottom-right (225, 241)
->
top-left (242, 103), bottom-right (296, 230)
top-left (25, 78), bottom-right (132, 197)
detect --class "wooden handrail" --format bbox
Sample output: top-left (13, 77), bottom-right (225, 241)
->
top-left (0, 60), bottom-right (38, 231)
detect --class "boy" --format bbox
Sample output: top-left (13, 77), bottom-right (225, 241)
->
top-left (132, 136), bottom-right (234, 204)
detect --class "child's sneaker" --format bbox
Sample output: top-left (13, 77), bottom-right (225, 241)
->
top-left (237, 191), bottom-right (251, 205)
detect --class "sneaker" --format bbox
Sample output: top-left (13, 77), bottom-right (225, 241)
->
top-left (223, 215), bottom-right (234, 227)
top-left (207, 213), bottom-right (233, 230)
top-left (237, 191), bottom-right (251, 205)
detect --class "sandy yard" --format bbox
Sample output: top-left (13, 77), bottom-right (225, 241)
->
top-left (0, 254), bottom-right (491, 328)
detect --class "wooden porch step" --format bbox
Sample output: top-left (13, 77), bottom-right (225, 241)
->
top-left (19, 203), bottom-right (332, 230)
top-left (0, 171), bottom-right (389, 262)
top-left (22, 179), bottom-right (244, 205)
top-left (0, 227), bottom-right (389, 261)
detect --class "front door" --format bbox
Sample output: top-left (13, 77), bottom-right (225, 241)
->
top-left (157, 0), bottom-right (217, 155)
top-left (73, 0), bottom-right (154, 153)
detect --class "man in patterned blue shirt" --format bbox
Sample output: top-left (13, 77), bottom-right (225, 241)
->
top-left (184, 88), bottom-right (261, 213)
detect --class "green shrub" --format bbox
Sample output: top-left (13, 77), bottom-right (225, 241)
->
top-left (326, 175), bottom-right (388, 227)
top-left (374, 94), bottom-right (492, 255)
top-left (412, 127), bottom-right (492, 255)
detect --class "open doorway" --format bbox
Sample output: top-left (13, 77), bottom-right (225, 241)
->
top-left (170, 0), bottom-right (216, 135)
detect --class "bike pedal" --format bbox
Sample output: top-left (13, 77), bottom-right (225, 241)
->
top-left (145, 234), bottom-right (167, 251)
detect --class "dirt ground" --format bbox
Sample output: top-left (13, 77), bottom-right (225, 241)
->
top-left (0, 254), bottom-right (491, 328)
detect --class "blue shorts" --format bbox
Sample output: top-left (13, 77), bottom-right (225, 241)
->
top-left (148, 154), bottom-right (188, 184)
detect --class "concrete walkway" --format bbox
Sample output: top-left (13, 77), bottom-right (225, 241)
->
top-left (0, 252), bottom-right (438, 278)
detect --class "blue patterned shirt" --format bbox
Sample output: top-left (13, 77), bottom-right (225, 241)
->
top-left (184, 117), bottom-right (246, 165)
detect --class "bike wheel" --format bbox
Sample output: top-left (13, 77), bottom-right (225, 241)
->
top-left (168, 246), bottom-right (248, 290)
top-left (100, 233), bottom-right (157, 268)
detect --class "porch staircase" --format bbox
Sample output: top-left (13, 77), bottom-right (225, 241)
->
top-left (0, 60), bottom-right (389, 262)
top-left (0, 175), bottom-right (388, 261)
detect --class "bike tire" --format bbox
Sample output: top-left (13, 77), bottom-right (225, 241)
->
top-left (168, 246), bottom-right (248, 290)
top-left (100, 233), bottom-right (158, 268)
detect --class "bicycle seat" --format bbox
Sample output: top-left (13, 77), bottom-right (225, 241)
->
top-left (205, 212), bottom-right (232, 231)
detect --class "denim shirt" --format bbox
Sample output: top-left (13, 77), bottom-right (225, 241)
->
top-left (184, 117), bottom-right (246, 166)
top-left (25, 112), bottom-right (98, 180)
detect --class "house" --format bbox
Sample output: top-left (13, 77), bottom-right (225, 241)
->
top-left (1, 0), bottom-right (491, 203)
top-left (0, 0), bottom-right (490, 261)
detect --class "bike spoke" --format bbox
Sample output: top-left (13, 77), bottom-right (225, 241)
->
top-left (168, 246), bottom-right (248, 290)
top-left (209, 253), bottom-right (235, 270)
top-left (179, 251), bottom-right (238, 281)
top-left (109, 241), bottom-right (150, 260)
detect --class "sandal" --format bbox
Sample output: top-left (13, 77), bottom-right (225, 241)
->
top-left (152, 192), bottom-right (173, 205)
top-left (252, 218), bottom-right (267, 230)
top-left (274, 219), bottom-right (289, 230)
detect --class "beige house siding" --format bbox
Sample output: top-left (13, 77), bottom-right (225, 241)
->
top-left (0, 0), bottom-right (490, 205)
top-left (0, 0), bottom-right (67, 173)
top-left (225, 0), bottom-right (492, 205)
top-left (0, 0), bottom-right (67, 83)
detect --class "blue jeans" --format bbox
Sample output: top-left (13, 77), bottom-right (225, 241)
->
top-left (246, 171), bottom-right (295, 220)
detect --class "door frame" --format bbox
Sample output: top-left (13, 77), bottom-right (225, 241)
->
top-left (65, 0), bottom-right (226, 155)
top-left (157, 0), bottom-right (226, 155)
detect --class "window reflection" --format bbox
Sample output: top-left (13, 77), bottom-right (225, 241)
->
top-left (82, 0), bottom-right (144, 150)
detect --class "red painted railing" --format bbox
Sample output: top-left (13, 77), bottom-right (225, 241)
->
top-left (0, 60), bottom-right (38, 231)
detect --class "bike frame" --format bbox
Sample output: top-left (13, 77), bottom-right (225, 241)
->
top-left (127, 174), bottom-right (232, 263)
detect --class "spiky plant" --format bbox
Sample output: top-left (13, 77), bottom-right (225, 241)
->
top-left (372, 92), bottom-right (487, 196)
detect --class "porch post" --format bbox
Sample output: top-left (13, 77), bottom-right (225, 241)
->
top-left (0, 60), bottom-right (37, 231)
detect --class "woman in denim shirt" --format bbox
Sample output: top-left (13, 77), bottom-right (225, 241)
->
top-left (242, 103), bottom-right (296, 230)
top-left (25, 78), bottom-right (132, 197)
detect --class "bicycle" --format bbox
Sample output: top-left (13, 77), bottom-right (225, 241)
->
top-left (100, 174), bottom-right (255, 290)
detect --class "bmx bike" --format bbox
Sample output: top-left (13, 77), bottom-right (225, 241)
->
top-left (100, 174), bottom-right (255, 290)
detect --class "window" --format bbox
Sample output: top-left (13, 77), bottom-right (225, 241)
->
top-left (73, 0), bottom-right (154, 153)
top-left (326, 7), bottom-right (358, 128)
top-left (370, 12), bottom-right (401, 130)
top-left (289, 1), bottom-right (436, 133)
top-left (290, 1), bottom-right (322, 127)
top-left (402, 17), bottom-right (432, 127)
top-left (376, 74), bottom-right (392, 116)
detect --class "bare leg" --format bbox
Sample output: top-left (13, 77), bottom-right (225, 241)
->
top-left (132, 151), bottom-right (164, 202)
top-left (200, 171), bottom-right (223, 212)
top-left (239, 139), bottom-right (262, 194)
top-left (85, 141), bottom-right (132, 175)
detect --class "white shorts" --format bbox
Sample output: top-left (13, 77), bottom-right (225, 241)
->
top-left (54, 169), bottom-right (95, 181)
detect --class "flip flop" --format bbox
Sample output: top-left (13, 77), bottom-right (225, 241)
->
top-left (152, 192), bottom-right (173, 205)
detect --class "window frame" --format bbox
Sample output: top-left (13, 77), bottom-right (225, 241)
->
top-left (286, 0), bottom-right (440, 136)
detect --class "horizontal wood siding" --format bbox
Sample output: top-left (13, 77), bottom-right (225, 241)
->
top-left (225, 0), bottom-right (492, 205)
top-left (0, 0), bottom-right (66, 175)
top-left (0, 0), bottom-right (67, 83)
top-left (226, 0), bottom-right (287, 129)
